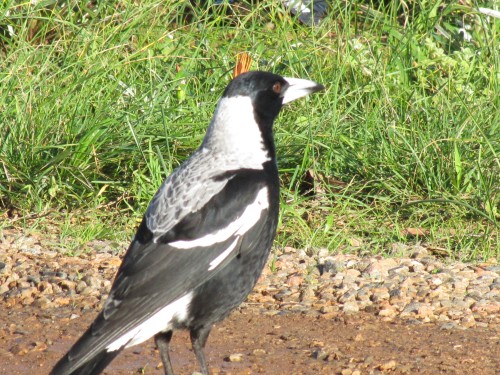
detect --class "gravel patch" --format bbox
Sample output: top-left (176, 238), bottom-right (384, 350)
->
top-left (1, 229), bottom-right (498, 328)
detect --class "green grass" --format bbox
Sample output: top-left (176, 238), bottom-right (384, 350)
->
top-left (1, 0), bottom-right (498, 261)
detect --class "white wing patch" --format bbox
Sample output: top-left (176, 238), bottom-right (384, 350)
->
top-left (208, 237), bottom-right (239, 271)
top-left (169, 187), bottom-right (269, 250)
top-left (105, 292), bottom-right (193, 352)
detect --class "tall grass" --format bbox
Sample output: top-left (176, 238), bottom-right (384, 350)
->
top-left (1, 1), bottom-right (498, 260)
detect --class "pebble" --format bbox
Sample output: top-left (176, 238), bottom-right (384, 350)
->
top-left (378, 359), bottom-right (397, 371)
top-left (0, 230), bottom-right (498, 328)
top-left (343, 301), bottom-right (360, 314)
top-left (226, 353), bottom-right (244, 362)
top-left (252, 349), bottom-right (266, 356)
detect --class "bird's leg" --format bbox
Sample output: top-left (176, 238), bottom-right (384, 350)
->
top-left (190, 326), bottom-right (212, 375)
top-left (154, 330), bottom-right (175, 375)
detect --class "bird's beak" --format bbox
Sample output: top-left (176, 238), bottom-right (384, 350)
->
top-left (282, 77), bottom-right (324, 104)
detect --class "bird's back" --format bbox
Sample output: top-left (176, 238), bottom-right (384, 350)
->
top-left (182, 159), bottom-right (280, 331)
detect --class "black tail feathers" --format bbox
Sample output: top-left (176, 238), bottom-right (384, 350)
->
top-left (51, 349), bottom-right (120, 375)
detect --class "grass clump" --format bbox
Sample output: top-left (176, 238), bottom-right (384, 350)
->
top-left (0, 0), bottom-right (498, 261)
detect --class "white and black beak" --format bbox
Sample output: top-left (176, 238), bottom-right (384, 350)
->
top-left (282, 77), bottom-right (324, 104)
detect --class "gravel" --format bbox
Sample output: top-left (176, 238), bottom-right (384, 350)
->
top-left (1, 229), bottom-right (498, 328)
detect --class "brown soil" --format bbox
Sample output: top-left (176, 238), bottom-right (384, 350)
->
top-left (1, 305), bottom-right (498, 375)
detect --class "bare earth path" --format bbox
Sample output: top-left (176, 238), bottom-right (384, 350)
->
top-left (1, 305), bottom-right (499, 374)
top-left (0, 229), bottom-right (498, 374)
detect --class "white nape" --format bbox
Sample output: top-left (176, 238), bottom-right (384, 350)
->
top-left (204, 96), bottom-right (271, 168)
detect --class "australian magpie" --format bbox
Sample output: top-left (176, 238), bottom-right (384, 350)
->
top-left (51, 71), bottom-right (324, 375)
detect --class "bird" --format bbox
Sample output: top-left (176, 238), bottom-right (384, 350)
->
top-left (212, 1), bottom-right (329, 26)
top-left (283, 0), bottom-right (329, 25)
top-left (51, 71), bottom-right (324, 375)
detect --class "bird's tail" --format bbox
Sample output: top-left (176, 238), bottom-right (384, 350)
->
top-left (50, 347), bottom-right (120, 375)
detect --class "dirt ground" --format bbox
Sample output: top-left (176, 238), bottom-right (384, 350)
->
top-left (1, 305), bottom-right (498, 375)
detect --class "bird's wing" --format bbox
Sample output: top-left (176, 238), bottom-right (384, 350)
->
top-left (63, 166), bottom-right (274, 369)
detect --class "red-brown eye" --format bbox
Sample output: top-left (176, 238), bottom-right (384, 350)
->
top-left (272, 82), bottom-right (281, 94)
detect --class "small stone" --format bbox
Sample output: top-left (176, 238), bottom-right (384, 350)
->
top-left (75, 280), bottom-right (88, 293)
top-left (484, 290), bottom-right (499, 301)
top-left (299, 286), bottom-right (315, 303)
top-left (439, 299), bottom-right (454, 309)
top-left (338, 290), bottom-right (357, 303)
top-left (391, 243), bottom-right (410, 255)
top-left (388, 286), bottom-right (403, 296)
top-left (353, 334), bottom-right (364, 342)
top-left (485, 265), bottom-right (500, 273)
top-left (32, 341), bottom-right (48, 352)
top-left (252, 349), bottom-right (266, 356)
top-left (467, 285), bottom-right (490, 297)
top-left (320, 312), bottom-right (339, 320)
top-left (452, 298), bottom-right (473, 310)
top-left (310, 340), bottom-right (325, 347)
top-left (59, 279), bottom-right (76, 291)
top-left (342, 301), bottom-right (359, 314)
top-left (429, 275), bottom-right (444, 286)
top-left (320, 305), bottom-right (337, 314)
top-left (460, 314), bottom-right (476, 328)
top-left (389, 265), bottom-right (409, 275)
top-left (273, 289), bottom-right (292, 302)
top-left (411, 247), bottom-right (429, 259)
top-left (19, 287), bottom-right (37, 299)
top-left (53, 297), bottom-right (71, 306)
top-left (322, 257), bottom-right (344, 274)
top-left (21, 296), bottom-right (34, 305)
top-left (34, 296), bottom-right (53, 309)
top-left (355, 287), bottom-right (372, 302)
top-left (401, 302), bottom-right (421, 316)
top-left (55, 271), bottom-right (68, 279)
top-left (378, 359), bottom-right (397, 371)
top-left (408, 260), bottom-right (425, 273)
top-left (227, 353), bottom-right (244, 362)
top-left (0, 284), bottom-right (9, 294)
top-left (286, 274), bottom-right (304, 286)
top-left (378, 306), bottom-right (398, 318)
top-left (80, 286), bottom-right (98, 296)
top-left (344, 269), bottom-right (362, 280)
top-left (440, 322), bottom-right (464, 330)
top-left (82, 275), bottom-right (100, 288)
top-left (363, 259), bottom-right (398, 279)
top-left (471, 301), bottom-right (500, 314)
top-left (417, 305), bottom-right (435, 319)
top-left (447, 309), bottom-right (464, 319)
top-left (317, 248), bottom-right (330, 258)
top-left (370, 288), bottom-right (390, 303)
top-left (311, 348), bottom-right (329, 361)
top-left (102, 279), bottom-right (112, 289)
top-left (17, 281), bottom-right (32, 289)
top-left (27, 275), bottom-right (41, 284)
top-left (10, 344), bottom-right (29, 355)
top-left (364, 356), bottom-right (374, 364)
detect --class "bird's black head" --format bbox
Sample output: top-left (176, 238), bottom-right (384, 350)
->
top-left (223, 71), bottom-right (289, 124)
top-left (203, 71), bottom-right (323, 164)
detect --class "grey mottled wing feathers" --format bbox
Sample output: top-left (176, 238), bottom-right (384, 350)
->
top-left (63, 165), bottom-right (271, 370)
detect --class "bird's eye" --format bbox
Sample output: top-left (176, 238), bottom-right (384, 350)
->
top-left (272, 82), bottom-right (282, 94)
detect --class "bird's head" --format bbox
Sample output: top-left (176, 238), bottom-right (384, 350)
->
top-left (223, 71), bottom-right (324, 122)
top-left (203, 71), bottom-right (324, 166)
